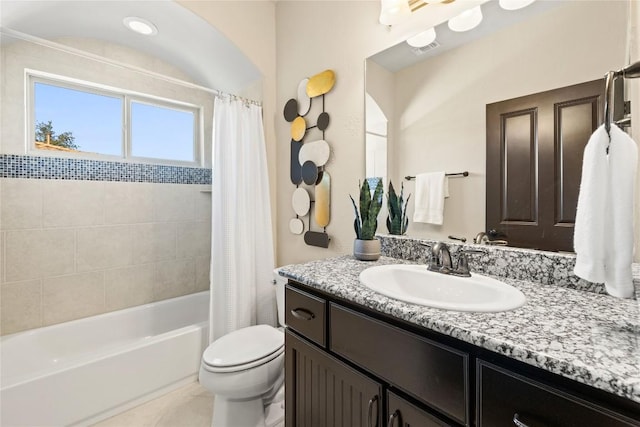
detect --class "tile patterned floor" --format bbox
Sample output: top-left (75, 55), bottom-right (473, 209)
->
top-left (92, 382), bottom-right (214, 427)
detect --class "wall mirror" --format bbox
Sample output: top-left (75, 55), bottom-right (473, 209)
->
top-left (365, 0), bottom-right (633, 252)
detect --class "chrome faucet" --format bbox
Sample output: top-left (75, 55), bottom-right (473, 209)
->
top-left (429, 242), bottom-right (453, 273)
top-left (424, 241), bottom-right (484, 277)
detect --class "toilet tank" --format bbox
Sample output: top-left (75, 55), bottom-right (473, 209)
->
top-left (273, 269), bottom-right (287, 327)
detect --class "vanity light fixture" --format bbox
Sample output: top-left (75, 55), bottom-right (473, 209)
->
top-left (379, 0), bottom-right (411, 25)
top-left (498, 0), bottom-right (536, 11)
top-left (123, 17), bottom-right (158, 36)
top-left (406, 27), bottom-right (436, 48)
top-left (448, 5), bottom-right (483, 32)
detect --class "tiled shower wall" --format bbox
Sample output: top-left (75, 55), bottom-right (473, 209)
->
top-left (0, 159), bottom-right (212, 335)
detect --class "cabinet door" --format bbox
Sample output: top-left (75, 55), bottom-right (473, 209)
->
top-left (477, 360), bottom-right (640, 427)
top-left (387, 391), bottom-right (452, 427)
top-left (286, 330), bottom-right (383, 427)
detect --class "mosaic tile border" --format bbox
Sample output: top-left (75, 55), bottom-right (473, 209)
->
top-left (0, 154), bottom-right (211, 185)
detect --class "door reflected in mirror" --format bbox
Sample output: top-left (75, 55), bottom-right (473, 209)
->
top-left (365, 0), bottom-right (632, 252)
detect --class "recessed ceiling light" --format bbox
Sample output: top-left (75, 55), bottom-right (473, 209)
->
top-left (123, 17), bottom-right (158, 36)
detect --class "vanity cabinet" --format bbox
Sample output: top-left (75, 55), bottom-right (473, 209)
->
top-left (284, 281), bottom-right (640, 427)
top-left (477, 361), bottom-right (638, 427)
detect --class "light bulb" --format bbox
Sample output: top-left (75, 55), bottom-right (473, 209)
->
top-left (406, 28), bottom-right (436, 48)
top-left (448, 6), bottom-right (483, 32)
top-left (499, 0), bottom-right (536, 11)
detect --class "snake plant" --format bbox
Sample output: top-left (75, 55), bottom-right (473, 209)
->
top-left (386, 181), bottom-right (410, 235)
top-left (349, 179), bottom-right (384, 240)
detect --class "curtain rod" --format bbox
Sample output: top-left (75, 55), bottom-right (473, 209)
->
top-left (0, 27), bottom-right (262, 107)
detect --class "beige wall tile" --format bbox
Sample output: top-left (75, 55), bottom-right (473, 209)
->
top-left (43, 271), bottom-right (105, 325)
top-left (77, 225), bottom-right (133, 272)
top-left (153, 184), bottom-right (196, 223)
top-left (195, 186), bottom-right (212, 222)
top-left (5, 229), bottom-right (76, 282)
top-left (154, 259), bottom-right (195, 301)
top-left (0, 179), bottom-right (43, 230)
top-left (176, 221), bottom-right (211, 259)
top-left (43, 180), bottom-right (105, 227)
top-left (132, 223), bottom-right (176, 264)
top-left (195, 256), bottom-right (210, 292)
top-left (105, 264), bottom-right (155, 311)
top-left (1, 279), bottom-right (42, 335)
top-left (104, 182), bottom-right (154, 225)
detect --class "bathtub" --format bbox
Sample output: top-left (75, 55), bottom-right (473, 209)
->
top-left (0, 291), bottom-right (210, 427)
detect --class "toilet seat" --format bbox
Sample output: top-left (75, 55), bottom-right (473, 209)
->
top-left (202, 325), bottom-right (284, 373)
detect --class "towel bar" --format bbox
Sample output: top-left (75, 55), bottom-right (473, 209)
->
top-left (405, 171), bottom-right (469, 180)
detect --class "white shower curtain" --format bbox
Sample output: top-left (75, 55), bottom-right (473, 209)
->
top-left (209, 96), bottom-right (275, 343)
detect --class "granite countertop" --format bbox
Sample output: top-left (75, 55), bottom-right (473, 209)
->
top-left (278, 255), bottom-right (640, 404)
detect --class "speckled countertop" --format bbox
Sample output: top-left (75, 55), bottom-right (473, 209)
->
top-left (278, 255), bottom-right (640, 404)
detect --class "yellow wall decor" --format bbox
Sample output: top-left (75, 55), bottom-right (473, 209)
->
top-left (283, 70), bottom-right (336, 248)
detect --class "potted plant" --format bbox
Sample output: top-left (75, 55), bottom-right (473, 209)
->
top-left (349, 179), bottom-right (384, 260)
top-left (386, 181), bottom-right (410, 235)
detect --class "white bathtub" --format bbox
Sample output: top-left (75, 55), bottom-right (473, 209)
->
top-left (0, 291), bottom-right (210, 427)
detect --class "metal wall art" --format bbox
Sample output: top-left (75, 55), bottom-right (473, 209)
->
top-left (284, 69), bottom-right (335, 248)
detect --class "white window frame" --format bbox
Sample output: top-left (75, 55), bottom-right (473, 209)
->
top-left (26, 69), bottom-right (203, 167)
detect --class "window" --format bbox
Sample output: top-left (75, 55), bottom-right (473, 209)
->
top-left (29, 72), bottom-right (201, 165)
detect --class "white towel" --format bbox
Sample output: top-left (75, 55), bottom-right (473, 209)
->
top-left (604, 125), bottom-right (637, 298)
top-left (413, 172), bottom-right (449, 225)
top-left (574, 124), bottom-right (638, 298)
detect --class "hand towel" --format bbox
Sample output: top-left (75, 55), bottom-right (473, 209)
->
top-left (603, 124), bottom-right (637, 298)
top-left (573, 125), bottom-right (609, 284)
top-left (413, 172), bottom-right (448, 225)
top-left (574, 124), bottom-right (638, 298)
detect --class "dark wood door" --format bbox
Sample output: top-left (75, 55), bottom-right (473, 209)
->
top-left (486, 79), bottom-right (603, 252)
top-left (285, 330), bottom-right (383, 427)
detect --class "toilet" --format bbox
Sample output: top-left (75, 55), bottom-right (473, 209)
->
top-left (199, 271), bottom-right (287, 427)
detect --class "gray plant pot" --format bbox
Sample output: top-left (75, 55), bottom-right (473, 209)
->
top-left (353, 238), bottom-right (381, 261)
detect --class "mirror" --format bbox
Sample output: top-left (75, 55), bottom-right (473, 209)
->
top-left (366, 0), bottom-right (632, 251)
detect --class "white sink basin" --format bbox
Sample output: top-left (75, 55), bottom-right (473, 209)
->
top-left (359, 264), bottom-right (526, 312)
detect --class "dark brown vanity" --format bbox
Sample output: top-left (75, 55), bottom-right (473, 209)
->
top-left (284, 281), bottom-right (640, 427)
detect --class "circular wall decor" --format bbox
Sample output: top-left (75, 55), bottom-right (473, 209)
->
top-left (291, 116), bottom-right (307, 141)
top-left (299, 139), bottom-right (330, 167)
top-left (289, 218), bottom-right (305, 235)
top-left (292, 187), bottom-right (311, 216)
top-left (301, 160), bottom-right (319, 185)
top-left (297, 78), bottom-right (311, 116)
top-left (317, 112), bottom-right (330, 131)
top-left (283, 99), bottom-right (298, 122)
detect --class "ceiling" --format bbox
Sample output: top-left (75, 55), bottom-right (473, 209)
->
top-left (0, 0), bottom-right (262, 93)
top-left (370, 0), bottom-right (563, 72)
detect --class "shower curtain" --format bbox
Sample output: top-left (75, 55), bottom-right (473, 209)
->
top-left (210, 96), bottom-right (275, 343)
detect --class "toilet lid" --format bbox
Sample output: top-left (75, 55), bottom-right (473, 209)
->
top-left (203, 325), bottom-right (284, 369)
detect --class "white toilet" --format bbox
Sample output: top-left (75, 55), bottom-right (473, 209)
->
top-left (199, 271), bottom-right (287, 427)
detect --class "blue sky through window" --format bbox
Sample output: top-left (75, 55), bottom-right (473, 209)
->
top-left (34, 81), bottom-right (196, 162)
top-left (34, 82), bottom-right (122, 155)
top-left (131, 102), bottom-right (194, 161)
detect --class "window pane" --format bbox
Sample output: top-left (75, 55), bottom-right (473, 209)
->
top-left (34, 82), bottom-right (122, 155)
top-left (131, 102), bottom-right (195, 162)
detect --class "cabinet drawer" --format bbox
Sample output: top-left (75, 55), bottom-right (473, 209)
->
top-left (285, 285), bottom-right (326, 347)
top-left (387, 390), bottom-right (451, 427)
top-left (330, 304), bottom-right (469, 426)
top-left (477, 360), bottom-right (640, 427)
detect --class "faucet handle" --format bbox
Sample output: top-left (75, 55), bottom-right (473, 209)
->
top-left (455, 249), bottom-right (485, 277)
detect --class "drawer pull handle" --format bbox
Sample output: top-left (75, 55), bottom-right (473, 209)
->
top-left (290, 308), bottom-right (315, 321)
top-left (513, 413), bottom-right (530, 427)
top-left (367, 395), bottom-right (379, 427)
top-left (387, 410), bottom-right (400, 427)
